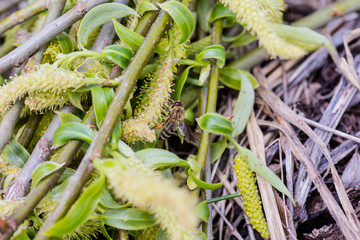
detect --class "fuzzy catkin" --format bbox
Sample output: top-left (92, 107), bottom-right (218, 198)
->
top-left (122, 57), bottom-right (174, 143)
top-left (102, 158), bottom-right (198, 240)
top-left (0, 64), bottom-right (86, 115)
top-left (234, 155), bottom-right (270, 239)
top-left (221, 0), bottom-right (305, 59)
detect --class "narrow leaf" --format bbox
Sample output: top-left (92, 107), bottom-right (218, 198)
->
top-left (173, 66), bottom-right (192, 100)
top-left (199, 64), bottom-right (211, 85)
top-left (52, 122), bottom-right (95, 148)
top-left (45, 175), bottom-right (105, 237)
top-left (113, 20), bottom-right (165, 53)
top-left (56, 32), bottom-right (74, 54)
top-left (67, 91), bottom-right (84, 111)
top-left (188, 169), bottom-right (224, 190)
top-left (196, 45), bottom-right (226, 68)
top-left (210, 139), bottom-right (227, 163)
top-left (237, 148), bottom-right (294, 203)
top-left (31, 162), bottom-right (65, 188)
top-left (158, 1), bottom-right (195, 44)
top-left (56, 112), bottom-right (81, 124)
top-left (136, 148), bottom-right (189, 170)
top-left (196, 202), bottom-right (210, 222)
top-left (231, 74), bottom-right (255, 137)
top-left (138, 2), bottom-right (158, 15)
top-left (92, 87), bottom-right (114, 127)
top-left (78, 3), bottom-right (138, 48)
top-left (1, 140), bottom-right (29, 168)
top-left (100, 185), bottom-right (123, 209)
top-left (208, 3), bottom-right (235, 23)
top-left (101, 45), bottom-right (133, 69)
top-left (102, 208), bottom-right (155, 230)
top-left (219, 67), bottom-right (258, 90)
top-left (272, 23), bottom-right (334, 52)
top-left (58, 168), bottom-right (75, 183)
top-left (196, 113), bottom-right (233, 136)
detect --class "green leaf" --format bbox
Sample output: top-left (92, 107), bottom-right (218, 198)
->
top-left (196, 202), bottom-right (210, 222)
top-left (117, 140), bottom-right (135, 158)
top-left (31, 162), bottom-right (65, 188)
top-left (113, 20), bottom-right (165, 53)
top-left (156, 228), bottom-right (168, 240)
top-left (58, 168), bottom-right (75, 183)
top-left (67, 90), bottom-right (84, 111)
top-left (173, 66), bottom-right (192, 100)
top-left (196, 113), bottom-right (233, 136)
top-left (11, 230), bottom-right (30, 240)
top-left (196, 0), bottom-right (211, 31)
top-left (78, 3), bottom-right (138, 49)
top-left (272, 23), bottom-right (334, 52)
top-left (109, 121), bottom-right (122, 150)
top-left (208, 3), bottom-right (235, 23)
top-left (231, 73), bottom-right (255, 137)
top-left (219, 67), bottom-right (258, 90)
top-left (101, 45), bottom-right (133, 69)
top-left (210, 139), bottom-right (227, 163)
top-left (158, 1), bottom-right (194, 44)
top-left (100, 222), bottom-right (112, 240)
top-left (92, 87), bottom-right (114, 127)
top-left (188, 168), bottom-right (224, 190)
top-left (237, 147), bottom-right (294, 204)
top-left (187, 155), bottom-right (202, 190)
top-left (1, 140), bottom-right (29, 168)
top-left (137, 1), bottom-right (158, 15)
top-left (135, 148), bottom-right (189, 170)
top-left (52, 122), bottom-right (95, 148)
top-left (56, 32), bottom-right (74, 54)
top-left (102, 208), bottom-right (155, 230)
top-left (45, 175), bottom-right (106, 237)
top-left (199, 64), bottom-right (211, 85)
top-left (100, 185), bottom-right (123, 209)
top-left (56, 112), bottom-right (81, 124)
top-left (196, 45), bottom-right (226, 68)
top-left (228, 30), bottom-right (257, 48)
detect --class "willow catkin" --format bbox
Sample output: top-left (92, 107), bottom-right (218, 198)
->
top-left (234, 155), bottom-right (270, 239)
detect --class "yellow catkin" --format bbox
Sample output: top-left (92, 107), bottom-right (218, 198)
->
top-left (102, 158), bottom-right (198, 240)
top-left (42, 42), bottom-right (62, 64)
top-left (0, 64), bottom-right (86, 115)
top-left (256, 0), bottom-right (284, 22)
top-left (0, 199), bottom-right (21, 218)
top-left (0, 156), bottom-right (20, 179)
top-left (234, 156), bottom-right (270, 239)
top-left (121, 57), bottom-right (174, 143)
top-left (221, 0), bottom-right (306, 59)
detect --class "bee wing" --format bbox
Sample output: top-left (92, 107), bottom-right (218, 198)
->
top-left (178, 121), bottom-right (186, 137)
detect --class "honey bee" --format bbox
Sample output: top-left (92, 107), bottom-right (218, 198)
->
top-left (159, 101), bottom-right (186, 140)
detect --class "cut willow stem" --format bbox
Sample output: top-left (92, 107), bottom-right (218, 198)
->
top-left (0, 0), bottom-right (109, 74)
top-left (0, 0), bottom-right (48, 36)
top-left (34, 11), bottom-right (170, 240)
top-left (228, 0), bottom-right (360, 70)
top-left (0, 108), bottom-right (96, 240)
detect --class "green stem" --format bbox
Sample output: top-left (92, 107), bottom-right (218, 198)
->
top-left (34, 11), bottom-right (171, 240)
top-left (196, 19), bottom-right (223, 168)
top-left (0, 0), bottom-right (48, 36)
top-left (206, 193), bottom-right (240, 204)
top-left (228, 0), bottom-right (360, 69)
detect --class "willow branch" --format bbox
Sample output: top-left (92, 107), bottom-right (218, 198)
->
top-left (0, 0), bottom-right (48, 36)
top-left (0, 0), bottom-right (22, 13)
top-left (228, 0), bottom-right (360, 70)
top-left (0, 98), bottom-right (24, 153)
top-left (0, 0), bottom-right (109, 74)
top-left (0, 108), bottom-right (96, 240)
top-left (17, 114), bottom-right (42, 149)
top-left (34, 11), bottom-right (171, 240)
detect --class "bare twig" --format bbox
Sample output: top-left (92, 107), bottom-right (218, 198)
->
top-left (0, 0), bottom-right (48, 35)
top-left (0, 98), bottom-right (23, 153)
top-left (5, 106), bottom-right (74, 200)
top-left (0, 0), bottom-right (110, 74)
